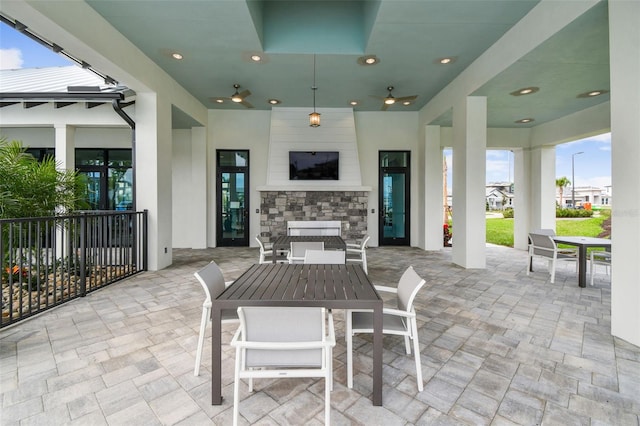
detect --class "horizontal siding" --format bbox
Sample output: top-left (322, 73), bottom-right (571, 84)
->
top-left (267, 107), bottom-right (363, 187)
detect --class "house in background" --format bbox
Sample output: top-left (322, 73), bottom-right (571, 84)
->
top-left (0, 0), bottom-right (638, 347)
top-left (485, 182), bottom-right (514, 211)
top-left (557, 185), bottom-right (612, 208)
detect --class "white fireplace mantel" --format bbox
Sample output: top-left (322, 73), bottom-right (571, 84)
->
top-left (256, 185), bottom-right (372, 192)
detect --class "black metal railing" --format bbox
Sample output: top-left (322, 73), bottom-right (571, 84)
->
top-left (1, 210), bottom-right (147, 328)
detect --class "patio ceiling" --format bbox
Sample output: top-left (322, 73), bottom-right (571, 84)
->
top-left (74, 0), bottom-right (610, 129)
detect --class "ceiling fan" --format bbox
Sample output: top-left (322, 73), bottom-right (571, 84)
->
top-left (371, 86), bottom-right (417, 111)
top-left (210, 84), bottom-right (254, 108)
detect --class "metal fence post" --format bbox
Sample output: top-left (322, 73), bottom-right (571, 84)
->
top-left (79, 213), bottom-right (87, 297)
top-left (143, 210), bottom-right (148, 271)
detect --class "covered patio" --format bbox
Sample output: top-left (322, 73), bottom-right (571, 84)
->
top-left (2, 246), bottom-right (638, 425)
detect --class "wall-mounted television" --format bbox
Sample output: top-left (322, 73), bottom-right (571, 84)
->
top-left (289, 151), bottom-right (339, 180)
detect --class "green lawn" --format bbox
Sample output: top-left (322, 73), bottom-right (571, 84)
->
top-left (485, 213), bottom-right (609, 247)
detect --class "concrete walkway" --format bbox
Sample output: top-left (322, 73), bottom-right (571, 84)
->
top-left (1, 245), bottom-right (638, 425)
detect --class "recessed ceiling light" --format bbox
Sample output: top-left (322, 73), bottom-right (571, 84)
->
top-left (515, 118), bottom-right (534, 124)
top-left (357, 55), bottom-right (380, 66)
top-left (349, 101), bottom-right (358, 106)
top-left (577, 89), bottom-right (609, 98)
top-left (251, 55), bottom-right (262, 62)
top-left (268, 99), bottom-right (281, 105)
top-left (171, 52), bottom-right (183, 60)
top-left (436, 57), bottom-right (457, 64)
top-left (215, 99), bottom-right (224, 104)
top-left (403, 101), bottom-right (411, 106)
top-left (510, 87), bottom-right (540, 96)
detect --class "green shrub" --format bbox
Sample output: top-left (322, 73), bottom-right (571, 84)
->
top-left (556, 208), bottom-right (593, 218)
top-left (502, 208), bottom-right (514, 218)
top-left (0, 138), bottom-right (86, 219)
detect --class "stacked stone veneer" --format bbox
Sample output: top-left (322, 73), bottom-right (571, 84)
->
top-left (260, 191), bottom-right (368, 240)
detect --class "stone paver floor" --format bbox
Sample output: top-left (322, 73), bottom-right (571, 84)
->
top-left (1, 245), bottom-right (639, 425)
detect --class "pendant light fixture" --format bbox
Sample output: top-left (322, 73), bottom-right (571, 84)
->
top-left (309, 54), bottom-right (321, 127)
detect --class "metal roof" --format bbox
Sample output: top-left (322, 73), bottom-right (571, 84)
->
top-left (0, 65), bottom-right (107, 92)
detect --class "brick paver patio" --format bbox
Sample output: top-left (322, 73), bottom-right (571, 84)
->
top-left (1, 245), bottom-right (638, 425)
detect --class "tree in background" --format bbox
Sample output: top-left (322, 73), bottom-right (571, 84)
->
top-left (0, 138), bottom-right (86, 219)
top-left (555, 176), bottom-right (571, 208)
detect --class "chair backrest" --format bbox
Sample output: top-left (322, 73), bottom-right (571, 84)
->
top-left (194, 261), bottom-right (227, 303)
top-left (304, 249), bottom-right (346, 264)
top-left (528, 233), bottom-right (557, 258)
top-left (358, 235), bottom-right (371, 251)
top-left (238, 306), bottom-right (325, 368)
top-left (290, 241), bottom-right (324, 258)
top-left (532, 228), bottom-right (556, 236)
top-left (396, 266), bottom-right (426, 312)
top-left (255, 235), bottom-right (268, 252)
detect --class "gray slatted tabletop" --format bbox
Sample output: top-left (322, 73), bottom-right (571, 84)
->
top-left (210, 263), bottom-right (383, 406)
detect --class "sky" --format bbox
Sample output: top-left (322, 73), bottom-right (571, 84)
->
top-left (1, 22), bottom-right (612, 190)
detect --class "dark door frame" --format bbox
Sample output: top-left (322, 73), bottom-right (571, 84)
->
top-left (216, 149), bottom-right (250, 247)
top-left (378, 150), bottom-right (411, 246)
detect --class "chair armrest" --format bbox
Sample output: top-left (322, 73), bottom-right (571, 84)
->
top-left (374, 285), bottom-right (397, 294)
top-left (230, 325), bottom-right (242, 346)
top-left (382, 307), bottom-right (416, 318)
top-left (346, 242), bottom-right (360, 249)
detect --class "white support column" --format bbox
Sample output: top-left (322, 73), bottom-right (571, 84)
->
top-left (609, 0), bottom-right (640, 346)
top-left (424, 125), bottom-right (444, 250)
top-left (528, 146), bottom-right (556, 232)
top-left (513, 148), bottom-right (531, 250)
top-left (136, 92), bottom-right (173, 270)
top-left (191, 126), bottom-right (208, 249)
top-left (54, 125), bottom-right (75, 171)
top-left (54, 125), bottom-right (75, 259)
top-left (452, 96), bottom-right (487, 268)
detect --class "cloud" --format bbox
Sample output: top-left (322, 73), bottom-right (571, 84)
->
top-left (0, 48), bottom-right (23, 70)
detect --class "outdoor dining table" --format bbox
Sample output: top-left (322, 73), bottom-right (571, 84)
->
top-left (210, 263), bottom-right (384, 406)
top-left (552, 236), bottom-right (611, 288)
top-left (271, 235), bottom-right (347, 263)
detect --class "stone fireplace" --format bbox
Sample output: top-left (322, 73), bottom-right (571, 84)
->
top-left (260, 190), bottom-right (368, 240)
top-left (257, 107), bottom-right (371, 240)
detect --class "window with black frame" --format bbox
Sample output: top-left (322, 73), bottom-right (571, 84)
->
top-left (76, 149), bottom-right (133, 210)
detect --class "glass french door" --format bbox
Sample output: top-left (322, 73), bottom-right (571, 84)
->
top-left (379, 151), bottom-right (410, 246)
top-left (216, 150), bottom-right (249, 246)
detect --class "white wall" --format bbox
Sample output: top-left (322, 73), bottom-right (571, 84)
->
top-left (1, 126), bottom-right (132, 148)
top-left (354, 111), bottom-right (420, 247)
top-left (208, 110), bottom-right (272, 247)
top-left (165, 110), bottom-right (424, 247)
top-left (172, 129), bottom-right (193, 247)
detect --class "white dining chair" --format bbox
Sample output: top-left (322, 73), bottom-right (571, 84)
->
top-left (346, 234), bottom-right (370, 273)
top-left (526, 232), bottom-right (577, 283)
top-left (288, 241), bottom-right (324, 264)
top-left (231, 307), bottom-right (336, 426)
top-left (255, 235), bottom-right (273, 264)
top-left (590, 249), bottom-right (611, 286)
top-left (255, 234), bottom-right (287, 263)
top-left (303, 249), bottom-right (345, 264)
top-left (193, 261), bottom-right (238, 376)
top-left (345, 265), bottom-right (426, 391)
